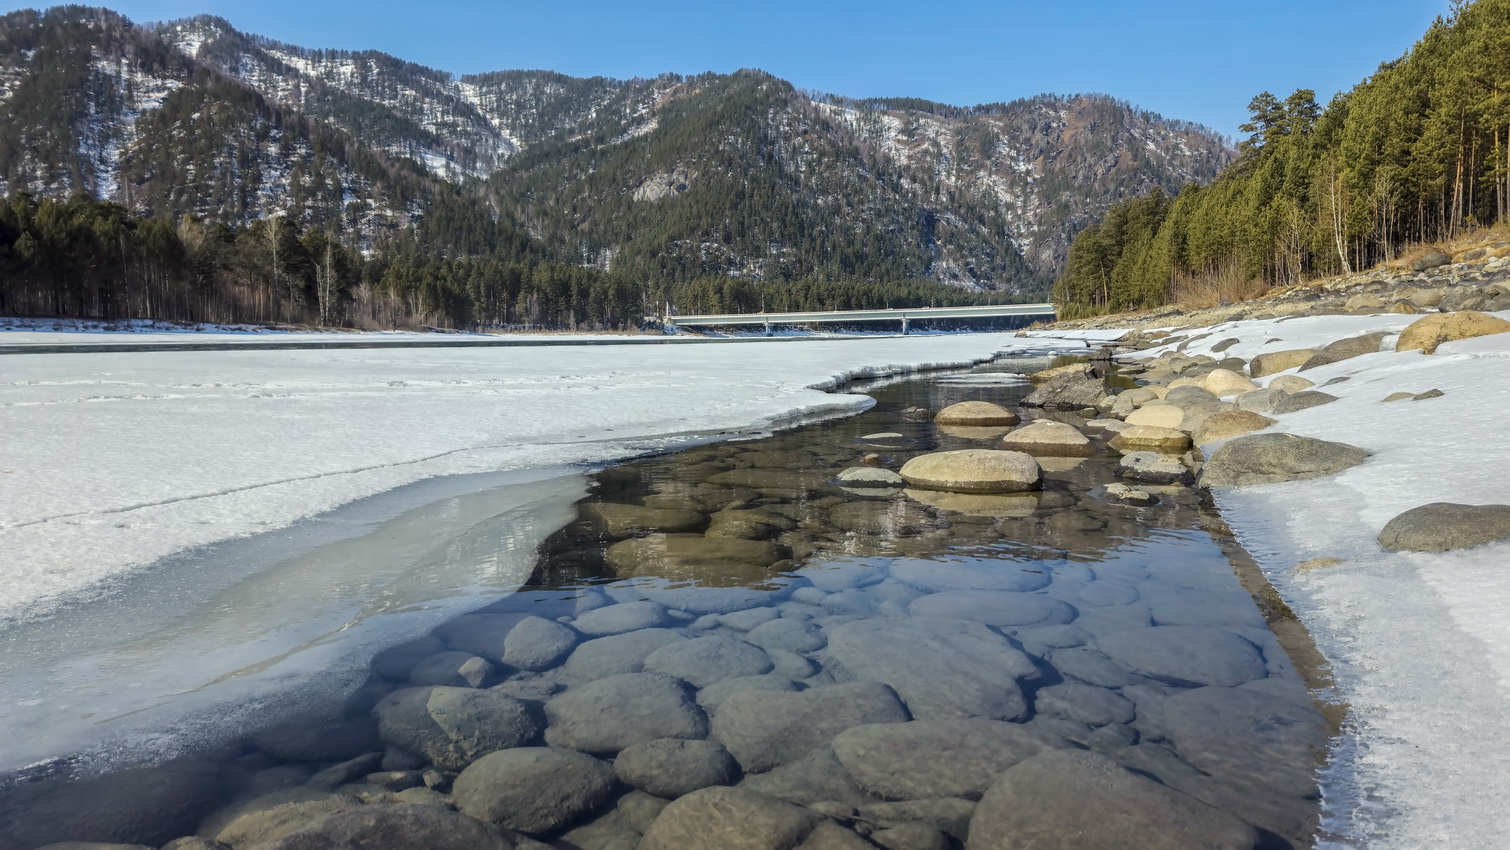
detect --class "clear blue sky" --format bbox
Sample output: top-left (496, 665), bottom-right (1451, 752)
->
top-left (7, 0), bottom-right (1452, 138)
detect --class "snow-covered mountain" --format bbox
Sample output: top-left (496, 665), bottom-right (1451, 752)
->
top-left (0, 7), bottom-right (1233, 291)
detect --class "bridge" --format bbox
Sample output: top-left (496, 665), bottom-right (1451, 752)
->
top-left (665, 303), bottom-right (1056, 335)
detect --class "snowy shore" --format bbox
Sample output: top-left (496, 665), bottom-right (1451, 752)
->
top-left (1024, 312), bottom-right (1510, 848)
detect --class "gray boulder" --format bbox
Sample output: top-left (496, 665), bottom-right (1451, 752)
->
top-left (373, 686), bottom-right (540, 770)
top-left (1160, 686), bottom-right (1326, 800)
top-left (696, 675), bottom-right (805, 713)
top-left (712, 681), bottom-right (910, 773)
top-left (1411, 252), bottom-right (1451, 271)
top-left (824, 618), bottom-right (1038, 720)
top-left (1117, 451), bottom-right (1192, 485)
top-left (1098, 627), bottom-right (1266, 687)
top-left (1021, 371), bottom-right (1108, 410)
top-left (432, 613), bottom-right (531, 659)
top-left (0, 760), bottom-right (224, 849)
top-left (1201, 433), bottom-right (1370, 487)
top-left (501, 616), bottom-right (579, 671)
top-left (1033, 682), bottom-right (1135, 727)
top-left (833, 467), bottom-right (906, 488)
top-left (737, 746), bottom-right (879, 808)
top-left (889, 559), bottom-right (1050, 593)
top-left (906, 591), bottom-right (1076, 627)
top-left (544, 673), bottom-right (708, 754)
top-left (637, 787), bottom-right (822, 850)
top-left (241, 805), bottom-right (546, 850)
top-left (859, 798), bottom-right (976, 843)
top-left (966, 750), bottom-right (1259, 849)
top-left (452, 747), bottom-right (616, 836)
top-left (1299, 332), bottom-right (1388, 370)
top-left (743, 617), bottom-right (828, 653)
top-left (1271, 390), bottom-right (1338, 414)
top-left (409, 651), bottom-right (494, 688)
top-left (1378, 502), bottom-right (1510, 551)
top-left (562, 628), bottom-right (691, 680)
top-left (1235, 388), bottom-right (1286, 414)
top-left (572, 601), bottom-right (672, 636)
top-left (643, 635), bottom-right (774, 687)
top-left (613, 738), bottom-right (741, 798)
top-left (832, 719), bottom-right (1069, 800)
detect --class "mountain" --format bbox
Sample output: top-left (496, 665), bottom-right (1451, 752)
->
top-left (0, 6), bottom-right (1233, 297)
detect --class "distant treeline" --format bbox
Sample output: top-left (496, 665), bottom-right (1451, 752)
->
top-left (0, 193), bottom-right (1017, 330)
top-left (1055, 0), bottom-right (1510, 317)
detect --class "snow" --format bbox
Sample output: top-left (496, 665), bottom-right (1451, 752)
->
top-left (0, 331), bottom-right (1111, 770)
top-left (1024, 312), bottom-right (1510, 847)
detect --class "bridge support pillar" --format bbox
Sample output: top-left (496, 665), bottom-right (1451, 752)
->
top-left (901, 317), bottom-right (910, 335)
top-left (764, 321), bottom-right (773, 337)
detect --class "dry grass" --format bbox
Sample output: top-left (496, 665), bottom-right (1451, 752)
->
top-left (1383, 222), bottom-right (1510, 272)
top-left (1170, 264), bottom-right (1270, 311)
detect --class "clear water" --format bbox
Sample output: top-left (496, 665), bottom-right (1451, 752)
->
top-left (0, 357), bottom-right (1329, 849)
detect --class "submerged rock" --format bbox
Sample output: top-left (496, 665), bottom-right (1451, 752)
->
top-left (544, 673), bottom-right (708, 754)
top-left (374, 687), bottom-right (540, 771)
top-left (1377, 502), bottom-right (1510, 551)
top-left (614, 738), bottom-right (740, 799)
top-left (934, 401), bottom-right (1020, 426)
top-left (832, 467), bottom-right (906, 488)
top-left (637, 787), bottom-right (823, 850)
top-left (966, 750), bottom-right (1259, 849)
top-left (1098, 626), bottom-right (1266, 688)
top-left (832, 719), bottom-right (1069, 801)
top-left (238, 805), bottom-right (544, 850)
top-left (452, 748), bottom-right (615, 836)
top-left (711, 681), bottom-right (910, 773)
top-left (1117, 451), bottom-right (1192, 485)
top-left (1109, 425), bottom-right (1191, 454)
top-left (898, 450), bottom-right (1043, 494)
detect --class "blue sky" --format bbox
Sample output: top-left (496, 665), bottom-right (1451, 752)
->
top-left (8, 0), bottom-right (1451, 137)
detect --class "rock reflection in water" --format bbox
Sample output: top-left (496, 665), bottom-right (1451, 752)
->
top-left (0, 360), bottom-right (1327, 850)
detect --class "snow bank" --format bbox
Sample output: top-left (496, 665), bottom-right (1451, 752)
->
top-left (1025, 314), bottom-right (1510, 847)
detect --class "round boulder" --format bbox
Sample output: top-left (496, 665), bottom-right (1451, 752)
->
top-left (1377, 502), bottom-right (1510, 551)
top-left (967, 750), bottom-right (1259, 849)
top-left (1200, 368), bottom-right (1259, 397)
top-left (1124, 405), bottom-right (1184, 429)
top-left (1191, 410), bottom-right (1276, 446)
top-left (613, 738), bottom-right (740, 798)
top-left (1396, 310), bottom-right (1510, 355)
top-left (1109, 426), bottom-right (1191, 454)
top-left (899, 450), bottom-right (1043, 494)
top-left (934, 401), bottom-right (1020, 426)
top-left (409, 651), bottom-right (494, 689)
top-left (638, 787), bottom-right (821, 850)
top-left (642, 635), bottom-right (774, 687)
top-left (544, 672), bottom-right (708, 754)
top-left (452, 748), bottom-right (615, 836)
top-left (1200, 433), bottom-right (1370, 487)
top-left (241, 805), bottom-right (540, 850)
top-left (1097, 626), bottom-right (1266, 687)
top-left (832, 719), bottom-right (1069, 800)
top-left (998, 421), bottom-right (1096, 458)
top-left (374, 687), bottom-right (540, 770)
top-left (1117, 452), bottom-right (1192, 485)
top-left (832, 467), bottom-right (905, 488)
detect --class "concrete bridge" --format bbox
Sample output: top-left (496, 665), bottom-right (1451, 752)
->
top-left (665, 303), bottom-right (1057, 335)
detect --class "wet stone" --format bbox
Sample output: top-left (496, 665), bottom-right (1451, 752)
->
top-left (905, 590), bottom-right (1076, 627)
top-left (712, 681), bottom-right (911, 773)
top-left (544, 673), bottom-right (709, 754)
top-left (1034, 682), bottom-right (1136, 727)
top-left (501, 616), bottom-right (579, 671)
top-left (373, 687), bottom-right (540, 771)
top-left (1099, 626), bottom-right (1267, 688)
top-left (643, 635), bottom-right (774, 687)
top-left (452, 747), bottom-right (616, 836)
top-left (409, 651), bottom-right (495, 689)
top-left (697, 675), bottom-right (806, 713)
top-left (613, 738), bottom-right (741, 798)
top-left (832, 719), bottom-right (1070, 801)
top-left (561, 629), bottom-right (691, 681)
top-left (743, 617), bottom-right (828, 653)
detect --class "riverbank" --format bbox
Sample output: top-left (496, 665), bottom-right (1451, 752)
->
top-left (1022, 306), bottom-right (1510, 846)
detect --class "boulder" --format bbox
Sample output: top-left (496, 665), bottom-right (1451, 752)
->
top-left (572, 600), bottom-right (672, 636)
top-left (604, 534), bottom-right (784, 581)
top-left (1159, 687), bottom-right (1326, 800)
top-left (934, 401), bottom-right (1020, 426)
top-left (1395, 310), bottom-right (1510, 354)
top-left (1191, 410), bottom-right (1276, 445)
top-left (544, 673), bottom-right (708, 754)
top-left (1109, 426), bottom-right (1191, 454)
top-left (906, 591), bottom-right (1075, 627)
top-left (1098, 627), bottom-right (1267, 687)
top-left (1411, 251), bottom-right (1451, 271)
top-left (409, 651), bottom-right (494, 689)
top-left (240, 805), bottom-right (543, 850)
top-left (1033, 682), bottom-right (1135, 727)
top-left (1101, 483), bottom-right (1156, 505)
top-left (561, 628), bottom-right (691, 680)
top-left (966, 750), bottom-right (1259, 849)
top-left (433, 614), bottom-right (531, 659)
top-left (643, 635), bottom-right (774, 687)
top-left (1234, 388), bottom-right (1284, 414)
top-left (696, 675), bottom-right (805, 713)
top-left (889, 558), bottom-right (1050, 593)
top-left (997, 421), bottom-right (1096, 457)
top-left (637, 787), bottom-right (822, 850)
top-left (0, 761), bottom-right (224, 850)
top-left (824, 618), bottom-right (1037, 720)
top-left (1299, 333), bottom-right (1388, 370)
top-left (374, 687), bottom-right (540, 770)
top-left (1021, 372), bottom-right (1109, 410)
top-left (1271, 390), bottom-right (1338, 414)
top-left (737, 746), bottom-right (878, 808)
top-left (832, 467), bottom-right (905, 488)
top-left (1200, 369), bottom-right (1259, 397)
top-left (711, 682), bottom-right (910, 773)
top-left (578, 502), bottom-right (706, 538)
top-left (501, 616), bottom-right (579, 671)
top-left (1266, 374), bottom-right (1315, 393)
top-left (1163, 385), bottom-right (1225, 410)
top-left (898, 450), bottom-right (1043, 494)
top-left (1377, 503), bottom-right (1510, 551)
top-left (831, 720), bottom-right (1068, 801)
top-left (859, 799), bottom-right (976, 843)
top-left (613, 739), bottom-right (740, 798)
top-left (744, 617), bottom-right (828, 653)
top-left (452, 748), bottom-right (616, 836)
top-left (1117, 452), bottom-right (1192, 485)
top-left (1124, 405), bottom-right (1184, 429)
top-left (1201, 433), bottom-right (1369, 487)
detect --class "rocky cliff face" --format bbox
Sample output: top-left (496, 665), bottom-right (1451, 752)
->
top-left (0, 7), bottom-right (1232, 292)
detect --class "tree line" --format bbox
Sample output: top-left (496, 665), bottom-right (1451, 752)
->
top-left (1054, 0), bottom-right (1510, 318)
top-left (0, 193), bottom-right (1015, 330)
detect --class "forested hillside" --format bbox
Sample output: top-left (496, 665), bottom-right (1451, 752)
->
top-left (0, 5), bottom-right (1232, 328)
top-left (1055, 0), bottom-right (1510, 318)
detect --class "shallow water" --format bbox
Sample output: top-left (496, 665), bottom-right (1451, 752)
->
top-left (0, 356), bottom-right (1328, 849)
